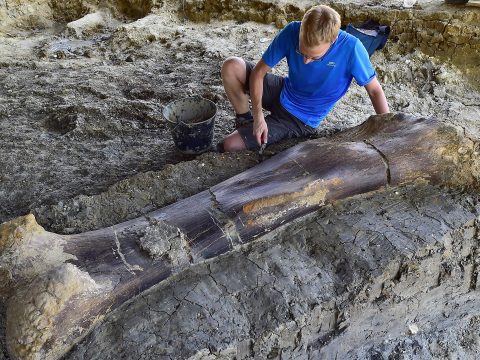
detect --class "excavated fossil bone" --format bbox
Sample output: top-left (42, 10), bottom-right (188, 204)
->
top-left (1, 113), bottom-right (478, 360)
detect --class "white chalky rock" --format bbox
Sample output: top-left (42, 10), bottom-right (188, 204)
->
top-left (67, 11), bottom-right (107, 37)
top-left (408, 323), bottom-right (419, 335)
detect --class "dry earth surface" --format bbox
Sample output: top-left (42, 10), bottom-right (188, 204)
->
top-left (0, 0), bottom-right (480, 359)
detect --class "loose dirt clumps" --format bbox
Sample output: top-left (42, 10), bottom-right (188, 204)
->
top-left (49, 0), bottom-right (93, 23)
top-left (34, 152), bottom-right (259, 234)
top-left (114, 0), bottom-right (155, 20)
top-left (138, 219), bottom-right (190, 266)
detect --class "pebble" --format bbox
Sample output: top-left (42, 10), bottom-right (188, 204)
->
top-left (457, 147), bottom-right (468, 155)
top-left (408, 323), bottom-right (419, 335)
top-left (38, 50), bottom-right (48, 59)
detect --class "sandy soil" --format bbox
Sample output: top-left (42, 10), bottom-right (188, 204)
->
top-left (0, 0), bottom-right (479, 359)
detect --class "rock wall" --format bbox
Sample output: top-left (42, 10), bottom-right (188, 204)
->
top-left (0, 0), bottom-right (54, 30)
top-left (0, 0), bottom-right (159, 32)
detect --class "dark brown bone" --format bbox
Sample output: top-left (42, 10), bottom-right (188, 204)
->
top-left (0, 113), bottom-right (477, 360)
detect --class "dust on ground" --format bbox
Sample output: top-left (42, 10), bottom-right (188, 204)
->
top-left (0, 0), bottom-right (479, 359)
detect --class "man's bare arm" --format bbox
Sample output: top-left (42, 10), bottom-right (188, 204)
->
top-left (365, 78), bottom-right (389, 114)
top-left (250, 59), bottom-right (271, 145)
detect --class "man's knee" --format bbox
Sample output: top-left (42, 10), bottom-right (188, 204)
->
top-left (221, 56), bottom-right (246, 81)
top-left (222, 131), bottom-right (247, 152)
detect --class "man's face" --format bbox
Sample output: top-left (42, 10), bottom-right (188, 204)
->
top-left (297, 41), bottom-right (332, 64)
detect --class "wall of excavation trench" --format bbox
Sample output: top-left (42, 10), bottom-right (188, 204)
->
top-left (0, 0), bottom-right (480, 359)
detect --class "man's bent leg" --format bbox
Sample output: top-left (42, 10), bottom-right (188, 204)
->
top-left (220, 57), bottom-right (251, 152)
top-left (221, 57), bottom-right (250, 115)
top-left (220, 58), bottom-right (287, 152)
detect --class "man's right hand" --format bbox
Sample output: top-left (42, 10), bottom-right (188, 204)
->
top-left (249, 59), bottom-right (271, 147)
top-left (253, 113), bottom-right (268, 146)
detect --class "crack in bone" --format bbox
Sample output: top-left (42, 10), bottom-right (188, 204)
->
top-left (113, 229), bottom-right (143, 274)
top-left (208, 189), bottom-right (242, 246)
top-left (364, 140), bottom-right (392, 185)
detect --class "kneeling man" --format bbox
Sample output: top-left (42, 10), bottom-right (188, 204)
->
top-left (220, 5), bottom-right (389, 152)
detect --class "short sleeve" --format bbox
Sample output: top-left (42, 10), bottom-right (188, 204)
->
top-left (261, 22), bottom-right (295, 68)
top-left (350, 39), bottom-right (376, 86)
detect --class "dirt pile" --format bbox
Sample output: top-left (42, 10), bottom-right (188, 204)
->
top-left (34, 152), bottom-right (260, 234)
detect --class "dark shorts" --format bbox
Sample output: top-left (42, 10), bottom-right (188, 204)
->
top-left (237, 61), bottom-right (317, 150)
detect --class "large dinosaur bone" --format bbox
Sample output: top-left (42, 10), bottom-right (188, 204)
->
top-left (0, 113), bottom-right (477, 360)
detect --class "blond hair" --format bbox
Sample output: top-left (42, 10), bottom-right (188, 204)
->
top-left (299, 5), bottom-right (341, 47)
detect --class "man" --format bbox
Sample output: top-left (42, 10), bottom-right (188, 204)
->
top-left (220, 5), bottom-right (389, 152)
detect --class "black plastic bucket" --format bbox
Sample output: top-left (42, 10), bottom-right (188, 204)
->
top-left (162, 96), bottom-right (217, 154)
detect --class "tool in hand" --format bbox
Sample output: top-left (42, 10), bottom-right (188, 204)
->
top-left (258, 142), bottom-right (267, 161)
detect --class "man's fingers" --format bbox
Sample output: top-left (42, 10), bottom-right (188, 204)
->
top-left (254, 130), bottom-right (262, 146)
top-left (262, 130), bottom-right (268, 145)
top-left (253, 121), bottom-right (267, 146)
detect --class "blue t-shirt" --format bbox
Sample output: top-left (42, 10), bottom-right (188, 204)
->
top-left (262, 21), bottom-right (376, 128)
